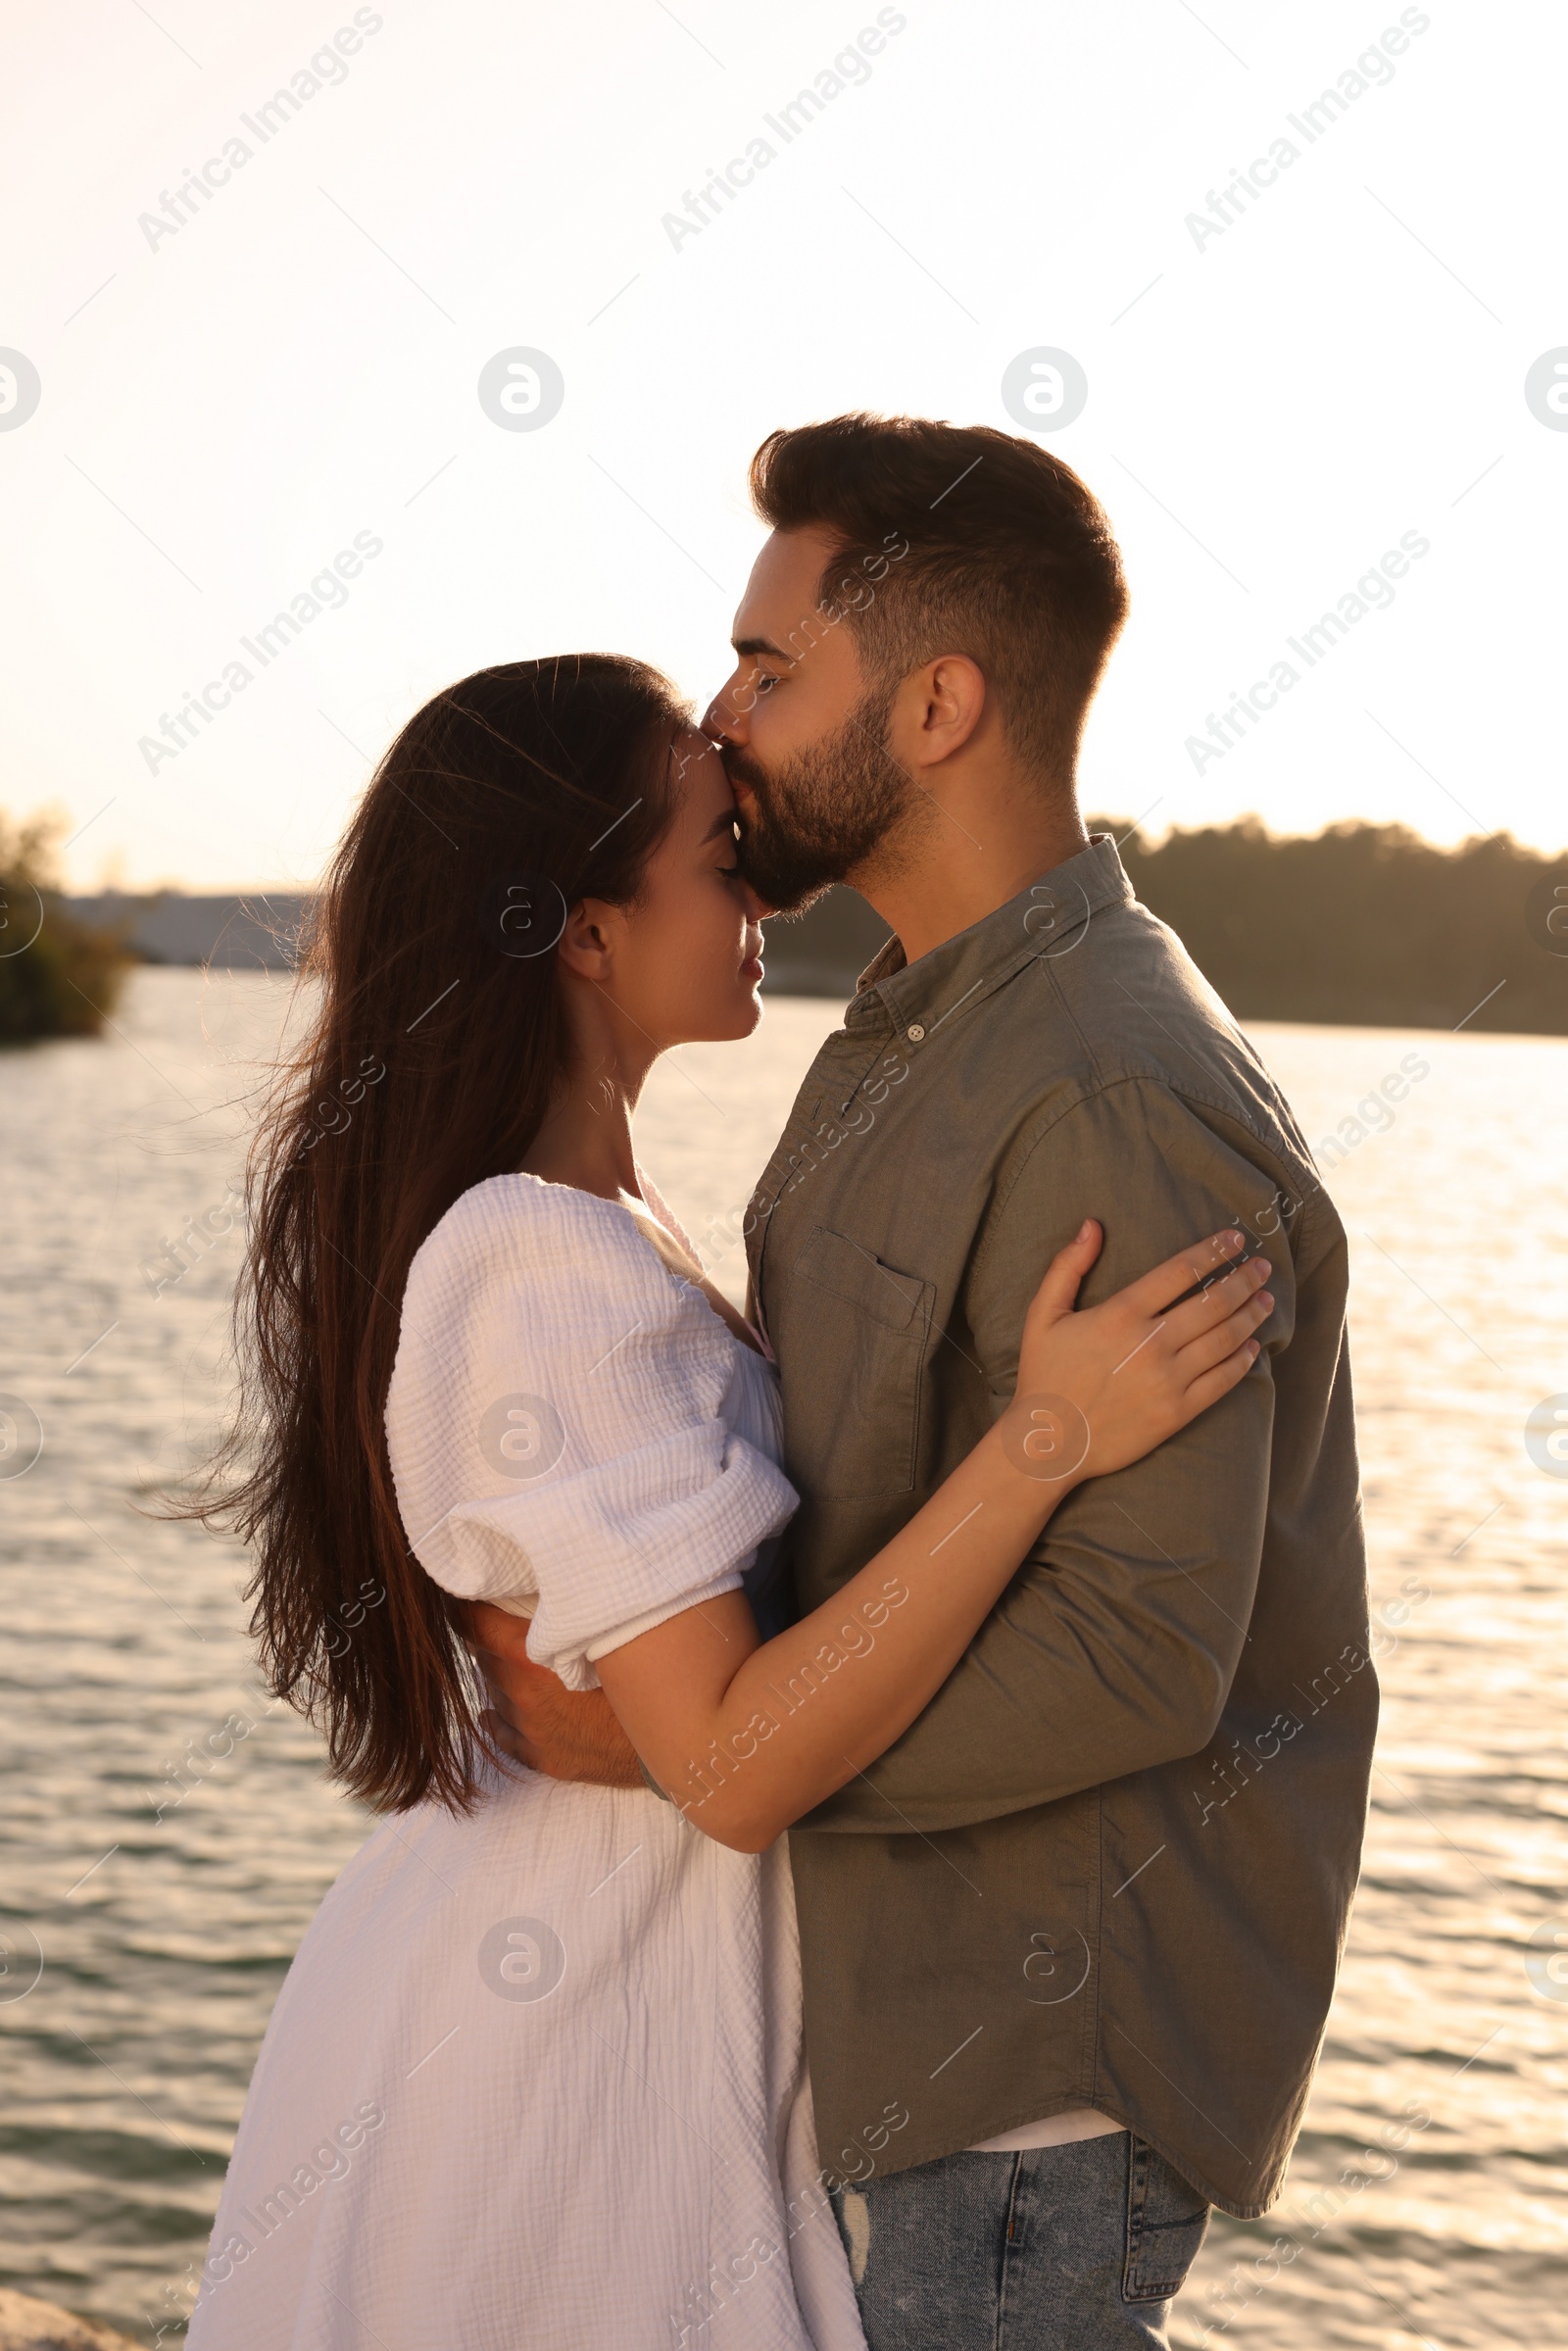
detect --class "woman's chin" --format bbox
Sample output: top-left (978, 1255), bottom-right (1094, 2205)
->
top-left (671, 989), bottom-right (764, 1048)
top-left (723, 984), bottom-right (766, 1041)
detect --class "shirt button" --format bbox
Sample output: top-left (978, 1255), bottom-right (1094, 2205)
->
top-left (906, 1024), bottom-right (925, 1042)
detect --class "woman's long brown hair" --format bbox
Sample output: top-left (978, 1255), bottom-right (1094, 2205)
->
top-left (188, 656), bottom-right (689, 1813)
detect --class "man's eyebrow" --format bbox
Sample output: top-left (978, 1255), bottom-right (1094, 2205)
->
top-left (732, 635), bottom-right (789, 661)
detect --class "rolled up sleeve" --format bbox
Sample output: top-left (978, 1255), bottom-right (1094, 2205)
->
top-left (385, 1173), bottom-right (798, 1696)
top-left (797, 1077), bottom-right (1288, 1834)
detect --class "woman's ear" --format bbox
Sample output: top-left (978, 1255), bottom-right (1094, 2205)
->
top-left (556, 897), bottom-right (620, 982)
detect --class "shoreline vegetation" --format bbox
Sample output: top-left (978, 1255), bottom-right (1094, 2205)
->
top-left (9, 818), bottom-right (1568, 1042)
top-left (763, 819), bottom-right (1568, 1036)
top-left (1112, 819), bottom-right (1568, 1035)
top-left (0, 814), bottom-right (131, 1047)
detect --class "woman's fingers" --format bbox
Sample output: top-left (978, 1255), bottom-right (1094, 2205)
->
top-left (1119, 1226), bottom-right (1249, 1318)
top-left (1029, 1218), bottom-right (1104, 1322)
top-left (1175, 1291), bottom-right (1274, 1380)
top-left (1159, 1254), bottom-right (1272, 1348)
top-left (1177, 1339), bottom-right (1260, 1419)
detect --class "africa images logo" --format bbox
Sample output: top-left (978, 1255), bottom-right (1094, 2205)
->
top-left (0, 349), bottom-right (41, 432)
top-left (136, 532), bottom-right (384, 773)
top-left (659, 9), bottom-right (908, 252)
top-left (136, 11), bottom-right (386, 254)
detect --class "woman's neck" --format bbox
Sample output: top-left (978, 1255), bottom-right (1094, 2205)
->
top-left (520, 1064), bottom-right (644, 1206)
top-left (520, 971), bottom-right (664, 1205)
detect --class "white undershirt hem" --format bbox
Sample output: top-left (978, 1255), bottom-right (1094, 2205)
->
top-left (967, 2107), bottom-right (1126, 2154)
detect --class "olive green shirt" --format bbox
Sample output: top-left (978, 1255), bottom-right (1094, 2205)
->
top-left (749, 836), bottom-right (1375, 2219)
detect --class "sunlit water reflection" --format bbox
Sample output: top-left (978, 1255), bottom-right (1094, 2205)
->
top-left (0, 970), bottom-right (1563, 2345)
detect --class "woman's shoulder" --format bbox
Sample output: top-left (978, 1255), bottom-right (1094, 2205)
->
top-left (413, 1170), bottom-right (642, 1274)
top-left (399, 1172), bottom-right (708, 1358)
top-left (384, 1174), bottom-right (779, 1605)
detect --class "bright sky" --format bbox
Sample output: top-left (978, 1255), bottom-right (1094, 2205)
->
top-left (2, 0), bottom-right (1562, 891)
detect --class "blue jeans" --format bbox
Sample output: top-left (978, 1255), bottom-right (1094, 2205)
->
top-left (830, 2131), bottom-right (1210, 2349)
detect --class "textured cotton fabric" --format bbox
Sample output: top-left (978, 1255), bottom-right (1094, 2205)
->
top-left (752, 837), bottom-right (1375, 2220)
top-left (188, 1174), bottom-right (864, 2351)
top-left (394, 1173), bottom-right (800, 1690)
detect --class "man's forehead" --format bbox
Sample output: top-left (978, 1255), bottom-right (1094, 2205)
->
top-left (731, 524), bottom-right (841, 641)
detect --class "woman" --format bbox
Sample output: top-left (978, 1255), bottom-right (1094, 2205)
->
top-left (186, 656), bottom-right (1271, 2350)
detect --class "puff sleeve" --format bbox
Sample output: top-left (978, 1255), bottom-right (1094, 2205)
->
top-left (384, 1175), bottom-right (797, 1690)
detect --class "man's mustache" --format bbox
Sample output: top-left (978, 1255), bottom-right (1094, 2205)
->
top-left (720, 745), bottom-right (770, 805)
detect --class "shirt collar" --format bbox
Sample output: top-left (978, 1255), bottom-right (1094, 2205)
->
top-left (847, 833), bottom-right (1135, 1040)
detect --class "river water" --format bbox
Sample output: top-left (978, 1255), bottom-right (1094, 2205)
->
top-left (1, 968), bottom-right (1564, 2347)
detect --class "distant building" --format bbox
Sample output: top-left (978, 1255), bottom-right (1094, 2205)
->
top-left (60, 889), bottom-right (886, 995)
top-left (62, 894), bottom-right (314, 971)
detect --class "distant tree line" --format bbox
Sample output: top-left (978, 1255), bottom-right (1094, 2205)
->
top-left (1109, 819), bottom-right (1568, 1035)
top-left (7, 813), bottom-right (1567, 1042)
top-left (0, 813), bottom-right (130, 1045)
top-left (761, 820), bottom-right (1568, 1035)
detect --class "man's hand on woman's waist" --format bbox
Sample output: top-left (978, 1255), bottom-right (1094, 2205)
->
top-left (465, 1599), bottom-right (645, 1788)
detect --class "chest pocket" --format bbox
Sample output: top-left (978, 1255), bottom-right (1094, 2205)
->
top-left (792, 1226), bottom-right (935, 1493)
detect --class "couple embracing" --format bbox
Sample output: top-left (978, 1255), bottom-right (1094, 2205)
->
top-left (189, 414), bottom-right (1375, 2349)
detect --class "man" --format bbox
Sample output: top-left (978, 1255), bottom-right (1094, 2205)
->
top-left (477, 414), bottom-right (1376, 2347)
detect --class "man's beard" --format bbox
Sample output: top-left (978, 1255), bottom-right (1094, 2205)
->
top-left (727, 684), bottom-right (909, 914)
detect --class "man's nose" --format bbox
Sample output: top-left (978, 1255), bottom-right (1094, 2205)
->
top-left (703, 676), bottom-right (748, 746)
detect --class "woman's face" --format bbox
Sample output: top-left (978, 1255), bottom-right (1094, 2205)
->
top-left (592, 729), bottom-right (766, 1049)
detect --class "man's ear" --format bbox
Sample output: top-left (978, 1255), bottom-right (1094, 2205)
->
top-left (901, 654), bottom-right (988, 771)
top-left (557, 897), bottom-right (618, 982)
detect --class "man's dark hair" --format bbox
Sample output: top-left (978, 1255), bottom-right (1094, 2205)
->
top-left (749, 414), bottom-right (1128, 782)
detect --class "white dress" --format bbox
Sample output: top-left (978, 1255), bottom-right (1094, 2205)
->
top-left (187, 1173), bottom-right (866, 2351)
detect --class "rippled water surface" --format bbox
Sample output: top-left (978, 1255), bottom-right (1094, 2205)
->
top-left (1, 969), bottom-right (1564, 2345)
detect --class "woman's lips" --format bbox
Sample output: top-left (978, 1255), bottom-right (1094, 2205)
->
top-left (740, 955), bottom-right (763, 983)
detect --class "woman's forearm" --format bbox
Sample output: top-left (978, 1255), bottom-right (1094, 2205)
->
top-left (597, 1404), bottom-right (1068, 1850)
top-left (596, 1222), bottom-right (1269, 1848)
